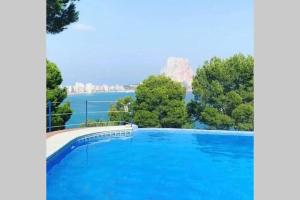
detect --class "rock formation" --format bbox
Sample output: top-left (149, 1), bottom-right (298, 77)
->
top-left (160, 57), bottom-right (194, 90)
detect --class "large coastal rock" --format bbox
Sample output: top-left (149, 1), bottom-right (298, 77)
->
top-left (160, 57), bottom-right (194, 90)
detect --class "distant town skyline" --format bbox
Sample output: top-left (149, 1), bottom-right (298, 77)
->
top-left (47, 0), bottom-right (253, 85)
top-left (65, 82), bottom-right (138, 94)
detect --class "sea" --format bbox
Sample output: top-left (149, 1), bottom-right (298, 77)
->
top-left (63, 92), bottom-right (206, 129)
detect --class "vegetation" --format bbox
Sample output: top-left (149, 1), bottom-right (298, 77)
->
top-left (108, 96), bottom-right (134, 124)
top-left (109, 76), bottom-right (190, 128)
top-left (46, 1), bottom-right (253, 132)
top-left (79, 119), bottom-right (122, 128)
top-left (46, 1), bottom-right (79, 131)
top-left (46, 60), bottom-right (72, 131)
top-left (134, 75), bottom-right (189, 128)
top-left (47, 0), bottom-right (80, 34)
top-left (187, 54), bottom-right (254, 131)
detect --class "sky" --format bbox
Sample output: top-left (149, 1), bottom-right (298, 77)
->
top-left (46, 0), bottom-right (253, 86)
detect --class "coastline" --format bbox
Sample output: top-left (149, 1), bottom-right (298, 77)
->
top-left (67, 90), bottom-right (135, 96)
top-left (67, 89), bottom-right (192, 96)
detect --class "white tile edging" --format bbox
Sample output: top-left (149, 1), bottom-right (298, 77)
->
top-left (46, 125), bottom-right (133, 159)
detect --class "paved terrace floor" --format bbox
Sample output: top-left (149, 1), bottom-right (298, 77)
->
top-left (46, 125), bottom-right (133, 158)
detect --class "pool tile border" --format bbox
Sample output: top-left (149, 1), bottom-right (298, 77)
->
top-left (46, 125), bottom-right (134, 159)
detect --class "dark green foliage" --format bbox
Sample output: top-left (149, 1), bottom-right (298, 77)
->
top-left (47, 0), bottom-right (80, 34)
top-left (46, 60), bottom-right (72, 131)
top-left (201, 107), bottom-right (234, 130)
top-left (50, 102), bottom-right (72, 130)
top-left (79, 119), bottom-right (121, 128)
top-left (108, 96), bottom-right (134, 123)
top-left (108, 76), bottom-right (189, 128)
top-left (133, 110), bottom-right (160, 127)
top-left (232, 103), bottom-right (254, 130)
top-left (160, 100), bottom-right (188, 128)
top-left (224, 91), bottom-right (243, 115)
top-left (188, 54), bottom-right (254, 131)
top-left (46, 60), bottom-right (63, 89)
top-left (46, 0), bottom-right (78, 129)
top-left (134, 75), bottom-right (188, 128)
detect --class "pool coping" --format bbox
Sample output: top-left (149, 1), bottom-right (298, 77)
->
top-left (46, 125), bottom-right (134, 159)
top-left (137, 128), bottom-right (254, 136)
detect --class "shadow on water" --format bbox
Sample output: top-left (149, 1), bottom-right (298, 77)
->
top-left (193, 134), bottom-right (253, 160)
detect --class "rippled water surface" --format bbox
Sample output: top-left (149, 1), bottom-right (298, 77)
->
top-left (47, 129), bottom-right (253, 200)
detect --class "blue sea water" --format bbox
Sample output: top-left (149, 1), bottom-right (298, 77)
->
top-left (47, 129), bottom-right (253, 200)
top-left (64, 92), bottom-right (197, 128)
top-left (64, 92), bottom-right (135, 128)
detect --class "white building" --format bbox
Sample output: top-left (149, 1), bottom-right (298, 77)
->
top-left (64, 82), bottom-right (136, 94)
top-left (102, 84), bottom-right (109, 92)
top-left (73, 82), bottom-right (85, 93)
top-left (85, 83), bottom-right (95, 94)
top-left (66, 86), bottom-right (73, 94)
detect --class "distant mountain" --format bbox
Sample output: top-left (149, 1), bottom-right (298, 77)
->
top-left (160, 57), bottom-right (194, 90)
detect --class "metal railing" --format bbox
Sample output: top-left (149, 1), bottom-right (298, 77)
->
top-left (46, 100), bottom-right (132, 132)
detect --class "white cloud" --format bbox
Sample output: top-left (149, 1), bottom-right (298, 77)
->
top-left (71, 23), bottom-right (96, 32)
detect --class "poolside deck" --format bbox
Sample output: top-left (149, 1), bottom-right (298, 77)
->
top-left (46, 125), bottom-right (133, 158)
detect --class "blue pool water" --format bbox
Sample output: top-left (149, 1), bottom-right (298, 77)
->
top-left (47, 129), bottom-right (253, 200)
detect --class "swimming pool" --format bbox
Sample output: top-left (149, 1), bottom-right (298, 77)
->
top-left (47, 128), bottom-right (253, 200)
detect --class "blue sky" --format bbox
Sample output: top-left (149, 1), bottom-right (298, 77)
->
top-left (47, 0), bottom-right (253, 85)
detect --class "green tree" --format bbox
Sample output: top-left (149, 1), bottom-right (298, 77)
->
top-left (188, 54), bottom-right (254, 131)
top-left (46, 1), bottom-right (77, 130)
top-left (201, 107), bottom-right (234, 130)
top-left (108, 96), bottom-right (134, 124)
top-left (134, 110), bottom-right (160, 127)
top-left (134, 75), bottom-right (188, 128)
top-left (46, 60), bottom-right (72, 131)
top-left (47, 0), bottom-right (80, 34)
top-left (232, 103), bottom-right (254, 130)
